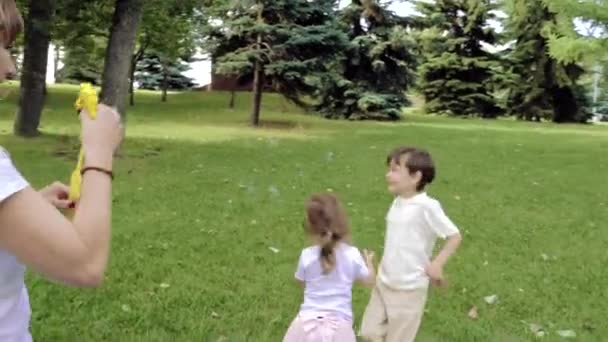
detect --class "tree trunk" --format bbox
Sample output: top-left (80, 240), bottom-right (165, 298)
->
top-left (250, 60), bottom-right (264, 127)
top-left (100, 0), bottom-right (143, 120)
top-left (161, 62), bottom-right (168, 102)
top-left (129, 44), bottom-right (146, 107)
top-left (229, 87), bottom-right (236, 109)
top-left (129, 56), bottom-right (136, 106)
top-left (14, 0), bottom-right (54, 137)
top-left (53, 44), bottom-right (60, 81)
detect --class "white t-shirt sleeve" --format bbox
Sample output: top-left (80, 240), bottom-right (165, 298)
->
top-left (294, 250), bottom-right (306, 281)
top-left (351, 247), bottom-right (370, 281)
top-left (423, 200), bottom-right (459, 239)
top-left (0, 149), bottom-right (29, 203)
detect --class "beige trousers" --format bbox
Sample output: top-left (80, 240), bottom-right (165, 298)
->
top-left (359, 282), bottom-right (428, 342)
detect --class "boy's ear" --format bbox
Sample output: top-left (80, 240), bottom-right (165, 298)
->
top-left (414, 170), bottom-right (423, 183)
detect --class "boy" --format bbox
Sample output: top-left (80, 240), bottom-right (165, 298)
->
top-left (360, 147), bottom-right (463, 342)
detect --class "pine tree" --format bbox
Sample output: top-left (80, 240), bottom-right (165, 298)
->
top-left (505, 0), bottom-right (589, 122)
top-left (542, 0), bottom-right (608, 63)
top-left (314, 0), bottom-right (417, 120)
top-left (135, 54), bottom-right (195, 91)
top-left (213, 0), bottom-right (348, 126)
top-left (415, 0), bottom-right (502, 118)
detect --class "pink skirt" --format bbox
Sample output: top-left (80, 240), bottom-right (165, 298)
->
top-left (283, 312), bottom-right (356, 342)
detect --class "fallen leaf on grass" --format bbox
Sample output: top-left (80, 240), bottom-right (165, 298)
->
top-left (212, 311), bottom-right (220, 318)
top-left (269, 247), bottom-right (280, 254)
top-left (159, 283), bottom-right (170, 289)
top-left (531, 326), bottom-right (546, 337)
top-left (269, 185), bottom-right (280, 196)
top-left (582, 322), bottom-right (595, 332)
top-left (557, 330), bottom-right (576, 338)
top-left (467, 306), bottom-right (478, 320)
top-left (121, 304), bottom-right (131, 312)
top-left (523, 321), bottom-right (546, 337)
top-left (484, 295), bottom-right (498, 305)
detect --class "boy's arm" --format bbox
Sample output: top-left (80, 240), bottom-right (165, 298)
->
top-left (426, 233), bottom-right (461, 287)
top-left (424, 201), bottom-right (462, 286)
top-left (433, 233), bottom-right (462, 267)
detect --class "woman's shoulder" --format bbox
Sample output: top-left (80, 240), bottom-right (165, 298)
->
top-left (0, 147), bottom-right (29, 201)
top-left (0, 147), bottom-right (15, 170)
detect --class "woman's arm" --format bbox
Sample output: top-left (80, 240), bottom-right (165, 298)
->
top-left (0, 105), bottom-right (121, 287)
top-left (0, 153), bottom-right (113, 287)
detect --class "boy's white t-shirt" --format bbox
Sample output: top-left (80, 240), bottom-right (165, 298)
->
top-left (295, 243), bottom-right (369, 320)
top-left (379, 192), bottom-right (459, 290)
top-left (0, 148), bottom-right (32, 338)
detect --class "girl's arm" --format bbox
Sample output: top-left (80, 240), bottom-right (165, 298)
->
top-left (359, 249), bottom-right (376, 288)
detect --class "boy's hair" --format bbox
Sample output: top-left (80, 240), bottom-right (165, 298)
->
top-left (0, 0), bottom-right (23, 47)
top-left (305, 193), bottom-right (350, 274)
top-left (387, 146), bottom-right (435, 191)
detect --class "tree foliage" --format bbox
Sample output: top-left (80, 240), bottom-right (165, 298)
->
top-left (504, 0), bottom-right (589, 122)
top-left (53, 0), bottom-right (113, 84)
top-left (314, 0), bottom-right (417, 120)
top-left (415, 0), bottom-right (502, 118)
top-left (212, 0), bottom-right (349, 125)
top-left (542, 0), bottom-right (608, 63)
top-left (135, 54), bottom-right (195, 91)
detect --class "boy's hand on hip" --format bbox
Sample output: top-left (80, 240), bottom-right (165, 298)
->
top-left (426, 261), bottom-right (447, 287)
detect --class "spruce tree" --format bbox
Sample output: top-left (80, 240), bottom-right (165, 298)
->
top-left (543, 0), bottom-right (608, 63)
top-left (416, 0), bottom-right (502, 118)
top-left (315, 0), bottom-right (417, 120)
top-left (213, 0), bottom-right (348, 126)
top-left (135, 54), bottom-right (195, 91)
top-left (505, 0), bottom-right (589, 122)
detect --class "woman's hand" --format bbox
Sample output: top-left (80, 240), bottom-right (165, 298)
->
top-left (81, 104), bottom-right (123, 170)
top-left (39, 182), bottom-right (74, 209)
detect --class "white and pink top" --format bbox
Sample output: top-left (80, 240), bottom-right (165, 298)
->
top-left (0, 148), bottom-right (32, 341)
top-left (295, 242), bottom-right (369, 320)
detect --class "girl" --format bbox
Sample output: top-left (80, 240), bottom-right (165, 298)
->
top-left (0, 0), bottom-right (123, 340)
top-left (284, 193), bottom-right (376, 342)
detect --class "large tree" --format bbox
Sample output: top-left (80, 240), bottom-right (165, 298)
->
top-left (130, 0), bottom-right (199, 104)
top-left (100, 0), bottom-right (143, 118)
top-left (135, 54), bottom-right (195, 92)
top-left (213, 0), bottom-right (348, 126)
top-left (314, 0), bottom-right (418, 120)
top-left (542, 0), bottom-right (608, 63)
top-left (504, 0), bottom-right (588, 123)
top-left (14, 0), bottom-right (55, 137)
top-left (415, 0), bottom-right (502, 118)
top-left (52, 0), bottom-right (113, 85)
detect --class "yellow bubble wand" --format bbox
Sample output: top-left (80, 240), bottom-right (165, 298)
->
top-left (69, 83), bottom-right (98, 202)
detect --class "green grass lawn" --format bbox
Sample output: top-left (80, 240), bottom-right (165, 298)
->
top-left (1, 84), bottom-right (607, 341)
